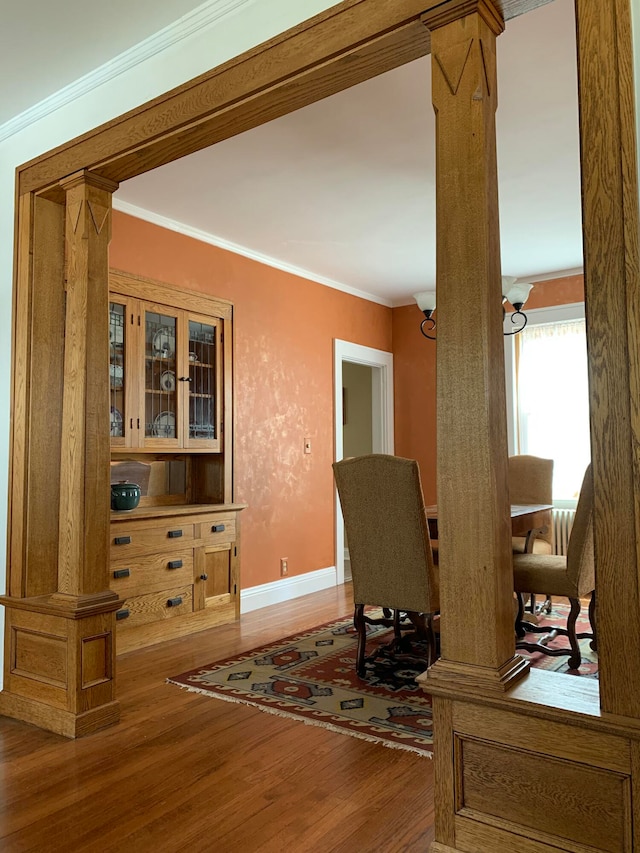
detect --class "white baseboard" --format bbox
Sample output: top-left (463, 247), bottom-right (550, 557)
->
top-left (241, 566), bottom-right (336, 614)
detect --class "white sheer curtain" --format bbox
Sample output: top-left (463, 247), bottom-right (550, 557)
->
top-left (516, 319), bottom-right (590, 502)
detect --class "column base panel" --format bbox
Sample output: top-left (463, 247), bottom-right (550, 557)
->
top-left (419, 654), bottom-right (530, 695)
top-left (0, 690), bottom-right (120, 738)
top-left (430, 688), bottom-right (638, 853)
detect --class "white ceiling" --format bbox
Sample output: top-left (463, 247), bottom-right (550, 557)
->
top-left (5, 0), bottom-right (583, 307)
top-left (1, 0), bottom-right (208, 125)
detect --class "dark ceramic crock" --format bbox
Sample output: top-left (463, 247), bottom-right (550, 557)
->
top-left (111, 480), bottom-right (141, 511)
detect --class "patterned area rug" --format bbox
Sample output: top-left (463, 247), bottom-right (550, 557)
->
top-left (167, 601), bottom-right (596, 758)
top-left (517, 600), bottom-right (598, 678)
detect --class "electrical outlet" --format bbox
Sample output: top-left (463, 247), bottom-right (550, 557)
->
top-left (280, 558), bottom-right (288, 577)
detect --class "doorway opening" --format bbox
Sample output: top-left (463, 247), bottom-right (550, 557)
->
top-left (333, 340), bottom-right (394, 586)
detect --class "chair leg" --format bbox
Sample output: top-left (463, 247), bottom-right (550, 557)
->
top-left (589, 590), bottom-right (597, 652)
top-left (566, 597), bottom-right (582, 669)
top-left (515, 592), bottom-right (527, 638)
top-left (403, 611), bottom-right (438, 669)
top-left (354, 604), bottom-right (367, 677)
top-left (536, 594), bottom-right (552, 615)
top-left (393, 609), bottom-right (402, 640)
top-left (424, 614), bottom-right (439, 667)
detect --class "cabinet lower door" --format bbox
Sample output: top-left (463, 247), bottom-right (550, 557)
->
top-left (195, 543), bottom-right (238, 612)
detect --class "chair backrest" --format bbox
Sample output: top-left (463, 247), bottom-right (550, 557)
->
top-left (566, 464), bottom-right (595, 596)
top-left (332, 454), bottom-right (438, 614)
top-left (508, 454), bottom-right (554, 546)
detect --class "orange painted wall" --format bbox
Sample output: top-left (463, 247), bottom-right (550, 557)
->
top-left (391, 274), bottom-right (585, 505)
top-left (392, 304), bottom-right (438, 504)
top-left (110, 211), bottom-right (392, 589)
top-left (110, 211), bottom-right (583, 584)
top-left (526, 274), bottom-right (584, 309)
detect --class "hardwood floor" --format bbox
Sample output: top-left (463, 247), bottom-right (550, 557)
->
top-left (0, 583), bottom-right (435, 852)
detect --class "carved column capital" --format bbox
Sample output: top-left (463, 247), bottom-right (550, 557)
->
top-left (59, 169), bottom-right (119, 194)
top-left (421, 0), bottom-right (504, 36)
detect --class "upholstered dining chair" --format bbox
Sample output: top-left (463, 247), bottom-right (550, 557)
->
top-left (508, 454), bottom-right (554, 555)
top-left (332, 454), bottom-right (439, 677)
top-left (509, 454), bottom-right (554, 617)
top-left (513, 464), bottom-right (596, 670)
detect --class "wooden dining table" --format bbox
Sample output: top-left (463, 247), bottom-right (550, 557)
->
top-left (424, 503), bottom-right (553, 553)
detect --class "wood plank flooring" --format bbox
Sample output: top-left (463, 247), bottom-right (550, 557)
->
top-left (0, 583), bottom-right (435, 852)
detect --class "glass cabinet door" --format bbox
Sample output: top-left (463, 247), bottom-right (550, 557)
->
top-left (109, 300), bottom-right (130, 447)
top-left (185, 314), bottom-right (221, 450)
top-left (142, 305), bottom-right (181, 447)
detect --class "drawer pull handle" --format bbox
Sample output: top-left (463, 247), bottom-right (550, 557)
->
top-left (200, 573), bottom-right (208, 581)
top-left (113, 568), bottom-right (131, 579)
top-left (114, 536), bottom-right (131, 546)
top-left (116, 609), bottom-right (130, 621)
top-left (211, 524), bottom-right (226, 533)
top-left (168, 529), bottom-right (183, 539)
top-left (167, 596), bottom-right (183, 608)
top-left (168, 560), bottom-right (183, 570)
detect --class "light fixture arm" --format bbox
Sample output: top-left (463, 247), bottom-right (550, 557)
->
top-left (504, 303), bottom-right (528, 335)
top-left (414, 280), bottom-right (532, 341)
top-left (420, 309), bottom-right (437, 340)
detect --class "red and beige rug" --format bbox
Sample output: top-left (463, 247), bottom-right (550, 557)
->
top-left (167, 601), bottom-right (597, 758)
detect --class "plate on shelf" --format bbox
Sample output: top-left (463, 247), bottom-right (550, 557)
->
top-left (152, 410), bottom-right (176, 438)
top-left (152, 329), bottom-right (175, 359)
top-left (160, 370), bottom-right (176, 393)
top-left (110, 363), bottom-right (124, 388)
top-left (109, 323), bottom-right (124, 345)
top-left (110, 407), bottom-right (123, 437)
top-left (189, 423), bottom-right (215, 439)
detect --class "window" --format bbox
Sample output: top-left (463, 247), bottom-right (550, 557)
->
top-left (505, 303), bottom-right (590, 504)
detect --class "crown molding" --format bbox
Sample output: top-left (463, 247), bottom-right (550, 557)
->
top-left (524, 266), bottom-right (584, 283)
top-left (392, 267), bottom-right (585, 307)
top-left (112, 199), bottom-right (393, 308)
top-left (0, 0), bottom-right (253, 143)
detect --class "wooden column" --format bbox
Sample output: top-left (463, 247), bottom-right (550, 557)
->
top-left (421, 0), bottom-right (526, 693)
top-left (0, 173), bottom-right (122, 738)
top-left (418, 3), bottom-right (640, 852)
top-left (56, 172), bottom-right (118, 603)
top-left (6, 193), bottom-right (66, 599)
top-left (575, 0), bottom-right (640, 720)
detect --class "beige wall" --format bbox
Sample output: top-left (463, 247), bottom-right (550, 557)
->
top-left (342, 362), bottom-right (373, 458)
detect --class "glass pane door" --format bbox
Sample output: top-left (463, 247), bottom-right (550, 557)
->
top-left (144, 308), bottom-right (179, 444)
top-left (187, 317), bottom-right (219, 447)
top-left (109, 301), bottom-right (127, 445)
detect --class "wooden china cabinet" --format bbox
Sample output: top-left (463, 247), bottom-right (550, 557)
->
top-left (107, 270), bottom-right (245, 653)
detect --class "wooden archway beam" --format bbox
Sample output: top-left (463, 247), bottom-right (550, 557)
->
top-left (19, 0), bottom-right (553, 197)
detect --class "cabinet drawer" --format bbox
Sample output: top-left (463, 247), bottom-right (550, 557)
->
top-left (116, 585), bottom-right (193, 629)
top-left (110, 522), bottom-right (195, 558)
top-left (110, 549), bottom-right (194, 595)
top-left (198, 515), bottom-right (236, 545)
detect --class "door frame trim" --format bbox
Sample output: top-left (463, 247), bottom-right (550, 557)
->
top-left (333, 339), bottom-right (394, 585)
